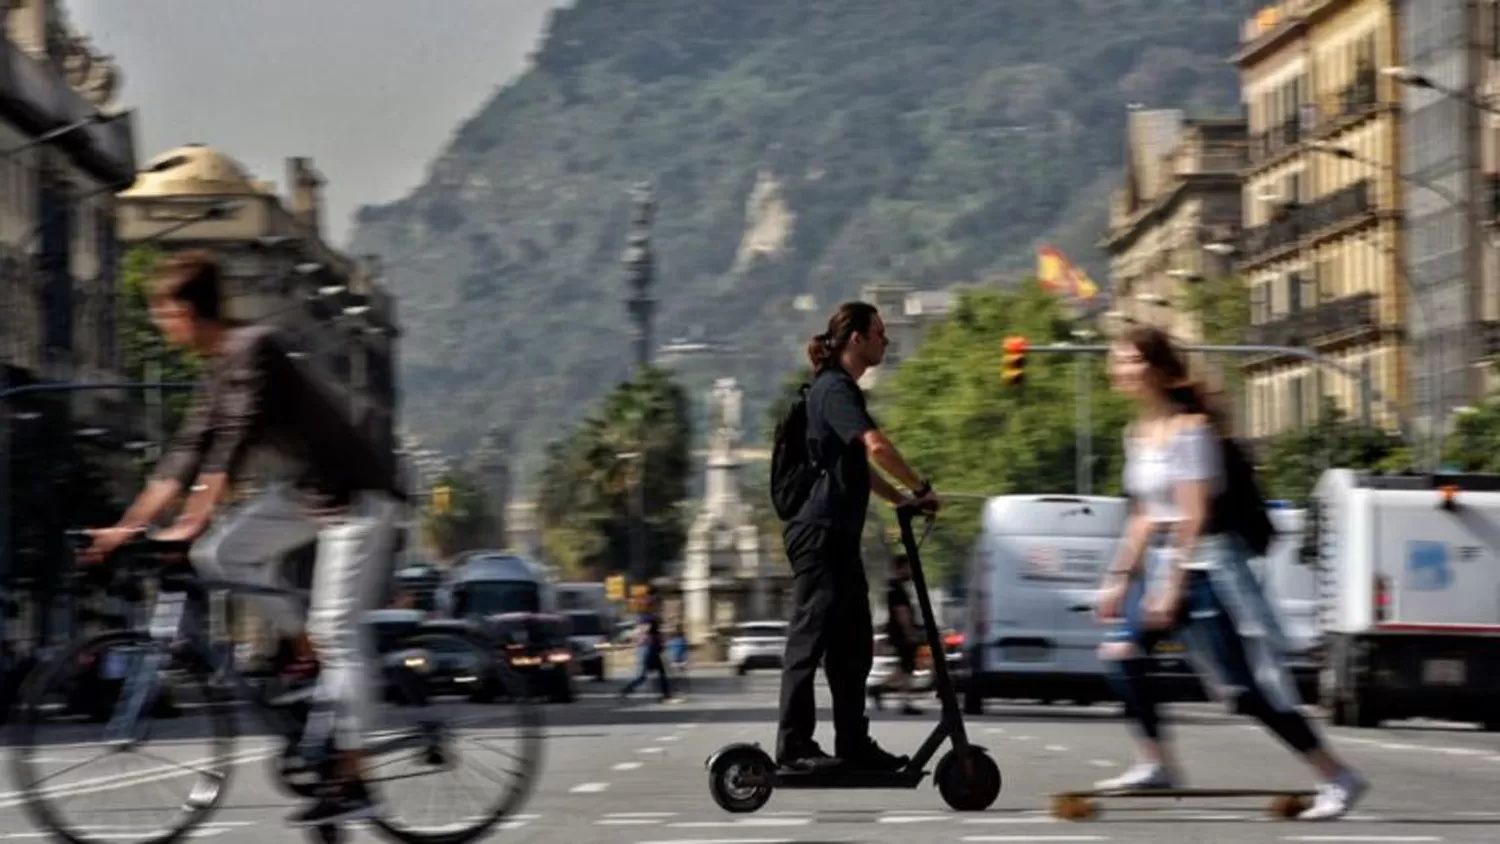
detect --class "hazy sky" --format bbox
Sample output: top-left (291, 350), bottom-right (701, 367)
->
top-left (67, 0), bottom-right (562, 246)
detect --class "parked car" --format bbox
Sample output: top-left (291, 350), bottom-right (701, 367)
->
top-left (727, 621), bottom-right (788, 675)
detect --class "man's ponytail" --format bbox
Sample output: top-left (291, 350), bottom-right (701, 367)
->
top-left (806, 301), bottom-right (879, 372)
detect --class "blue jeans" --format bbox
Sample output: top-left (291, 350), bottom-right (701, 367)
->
top-left (1103, 552), bottom-right (1319, 754)
top-left (621, 646), bottom-right (671, 699)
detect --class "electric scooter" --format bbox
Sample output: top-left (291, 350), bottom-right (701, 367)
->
top-left (704, 503), bottom-right (1002, 813)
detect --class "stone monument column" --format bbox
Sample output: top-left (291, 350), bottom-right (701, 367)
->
top-left (471, 426), bottom-right (511, 548)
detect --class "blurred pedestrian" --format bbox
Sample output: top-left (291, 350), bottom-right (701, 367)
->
top-left (1093, 324), bottom-right (1367, 821)
top-left (667, 622), bottom-right (689, 695)
top-left (619, 592), bottom-right (680, 703)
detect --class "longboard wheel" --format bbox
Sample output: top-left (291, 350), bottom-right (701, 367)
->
top-left (1268, 794), bottom-right (1309, 819)
top-left (1051, 794), bottom-right (1097, 821)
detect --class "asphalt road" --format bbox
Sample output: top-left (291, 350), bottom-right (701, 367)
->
top-left (3, 668), bottom-right (1500, 844)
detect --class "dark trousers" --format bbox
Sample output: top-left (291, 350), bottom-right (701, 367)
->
top-left (1105, 573), bottom-right (1320, 754)
top-left (776, 554), bottom-right (873, 760)
top-left (622, 648), bottom-right (671, 699)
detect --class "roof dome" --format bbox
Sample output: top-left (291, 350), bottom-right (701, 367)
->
top-left (119, 143), bottom-right (263, 198)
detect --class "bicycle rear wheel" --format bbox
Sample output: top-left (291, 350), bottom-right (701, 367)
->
top-left (368, 628), bottom-right (543, 844)
top-left (10, 630), bottom-right (236, 844)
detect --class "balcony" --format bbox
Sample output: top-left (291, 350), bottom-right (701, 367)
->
top-left (1239, 178), bottom-right (1375, 260)
top-left (1245, 291), bottom-right (1379, 348)
top-left (0, 37), bottom-right (135, 184)
top-left (1337, 69), bottom-right (1379, 118)
top-left (1248, 115), bottom-right (1303, 165)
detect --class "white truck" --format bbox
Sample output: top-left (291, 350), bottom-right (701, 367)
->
top-left (1308, 470), bottom-right (1500, 730)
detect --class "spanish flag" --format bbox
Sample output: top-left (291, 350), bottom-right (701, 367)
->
top-left (1036, 245), bottom-right (1099, 304)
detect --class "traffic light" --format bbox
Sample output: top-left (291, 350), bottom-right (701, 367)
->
top-left (1002, 336), bottom-right (1028, 387)
top-left (432, 484), bottom-right (452, 515)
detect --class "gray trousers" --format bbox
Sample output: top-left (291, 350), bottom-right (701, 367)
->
top-left (190, 485), bottom-right (398, 748)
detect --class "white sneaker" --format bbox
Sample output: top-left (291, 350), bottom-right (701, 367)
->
top-left (1093, 763), bottom-right (1176, 792)
top-left (1298, 771), bottom-right (1369, 821)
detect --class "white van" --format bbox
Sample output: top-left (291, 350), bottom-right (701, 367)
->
top-left (962, 495), bottom-right (1133, 711)
top-left (1248, 506), bottom-right (1321, 701)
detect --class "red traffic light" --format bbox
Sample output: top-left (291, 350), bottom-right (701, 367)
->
top-left (1003, 336), bottom-right (1028, 355)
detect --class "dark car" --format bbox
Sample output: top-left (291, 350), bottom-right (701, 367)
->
top-left (485, 612), bottom-right (577, 703)
top-left (368, 610), bottom-right (500, 704)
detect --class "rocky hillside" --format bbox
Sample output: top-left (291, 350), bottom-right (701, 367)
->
top-left (348, 0), bottom-right (1244, 476)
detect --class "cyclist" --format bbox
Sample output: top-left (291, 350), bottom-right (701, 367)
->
top-left (81, 249), bottom-right (407, 826)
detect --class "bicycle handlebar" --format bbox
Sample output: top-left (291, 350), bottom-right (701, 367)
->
top-left (64, 528), bottom-right (194, 558)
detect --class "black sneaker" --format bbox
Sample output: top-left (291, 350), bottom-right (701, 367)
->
top-left (776, 742), bottom-right (839, 772)
top-left (288, 781), bottom-right (378, 826)
top-left (838, 739), bottom-right (908, 772)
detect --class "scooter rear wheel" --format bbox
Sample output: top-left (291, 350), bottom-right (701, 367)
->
top-left (708, 747), bottom-right (774, 813)
top-left (935, 746), bottom-right (1002, 811)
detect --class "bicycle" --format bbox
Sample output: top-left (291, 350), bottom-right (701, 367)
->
top-left (10, 530), bottom-right (544, 844)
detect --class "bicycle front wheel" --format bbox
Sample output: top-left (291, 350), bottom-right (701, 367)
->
top-left (9, 630), bottom-right (237, 844)
top-left (368, 627), bottom-right (544, 844)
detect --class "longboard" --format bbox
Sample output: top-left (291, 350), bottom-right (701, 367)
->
top-left (1050, 788), bottom-right (1317, 821)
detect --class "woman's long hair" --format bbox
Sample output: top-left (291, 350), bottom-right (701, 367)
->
top-left (1119, 323), bottom-right (1229, 433)
top-left (807, 301), bottom-right (879, 372)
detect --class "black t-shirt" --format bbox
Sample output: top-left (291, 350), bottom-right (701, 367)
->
top-left (886, 580), bottom-right (914, 649)
top-left (782, 366), bottom-right (877, 562)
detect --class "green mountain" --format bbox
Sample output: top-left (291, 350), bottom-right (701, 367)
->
top-left (348, 0), bottom-right (1244, 475)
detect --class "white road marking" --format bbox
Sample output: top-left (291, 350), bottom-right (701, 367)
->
top-left (658, 735), bottom-right (680, 742)
top-left (607, 813), bottom-right (678, 819)
top-left (961, 836), bottom-right (1110, 843)
top-left (962, 818), bottom-right (1059, 825)
top-left (669, 819), bottom-right (810, 828)
top-left (1282, 838), bottom-right (1442, 843)
top-left (635, 839), bottom-right (796, 844)
top-left (0, 821), bottom-right (254, 841)
top-left (1088, 759), bottom-right (1115, 768)
top-left (1013, 735), bottom-right (1035, 742)
top-left (0, 747), bottom-right (276, 808)
top-left (638, 747), bottom-right (665, 754)
top-left (985, 727), bottom-right (1007, 734)
top-left (1044, 744), bottom-right (1069, 752)
top-left (878, 815), bottom-right (950, 824)
top-left (598, 819), bottom-right (662, 826)
top-left (570, 782), bottom-right (610, 793)
top-left (614, 761), bottom-right (645, 771)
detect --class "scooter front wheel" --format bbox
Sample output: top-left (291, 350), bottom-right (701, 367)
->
top-left (935, 746), bottom-right (1002, 811)
top-left (708, 746), bottom-right (774, 813)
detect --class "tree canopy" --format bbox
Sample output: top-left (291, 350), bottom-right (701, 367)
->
top-left (874, 281), bottom-right (1134, 584)
top-left (537, 365), bottom-right (693, 581)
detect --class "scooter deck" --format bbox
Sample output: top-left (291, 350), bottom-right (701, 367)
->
top-left (772, 766), bottom-right (926, 789)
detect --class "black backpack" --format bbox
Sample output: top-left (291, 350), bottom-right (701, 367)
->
top-left (770, 382), bottom-right (819, 521)
top-left (1213, 437), bottom-right (1276, 557)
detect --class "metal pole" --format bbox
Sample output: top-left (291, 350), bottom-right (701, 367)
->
top-left (633, 455), bottom-right (646, 584)
top-left (1075, 356), bottom-right (1091, 494)
top-left (145, 357), bottom-right (163, 463)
